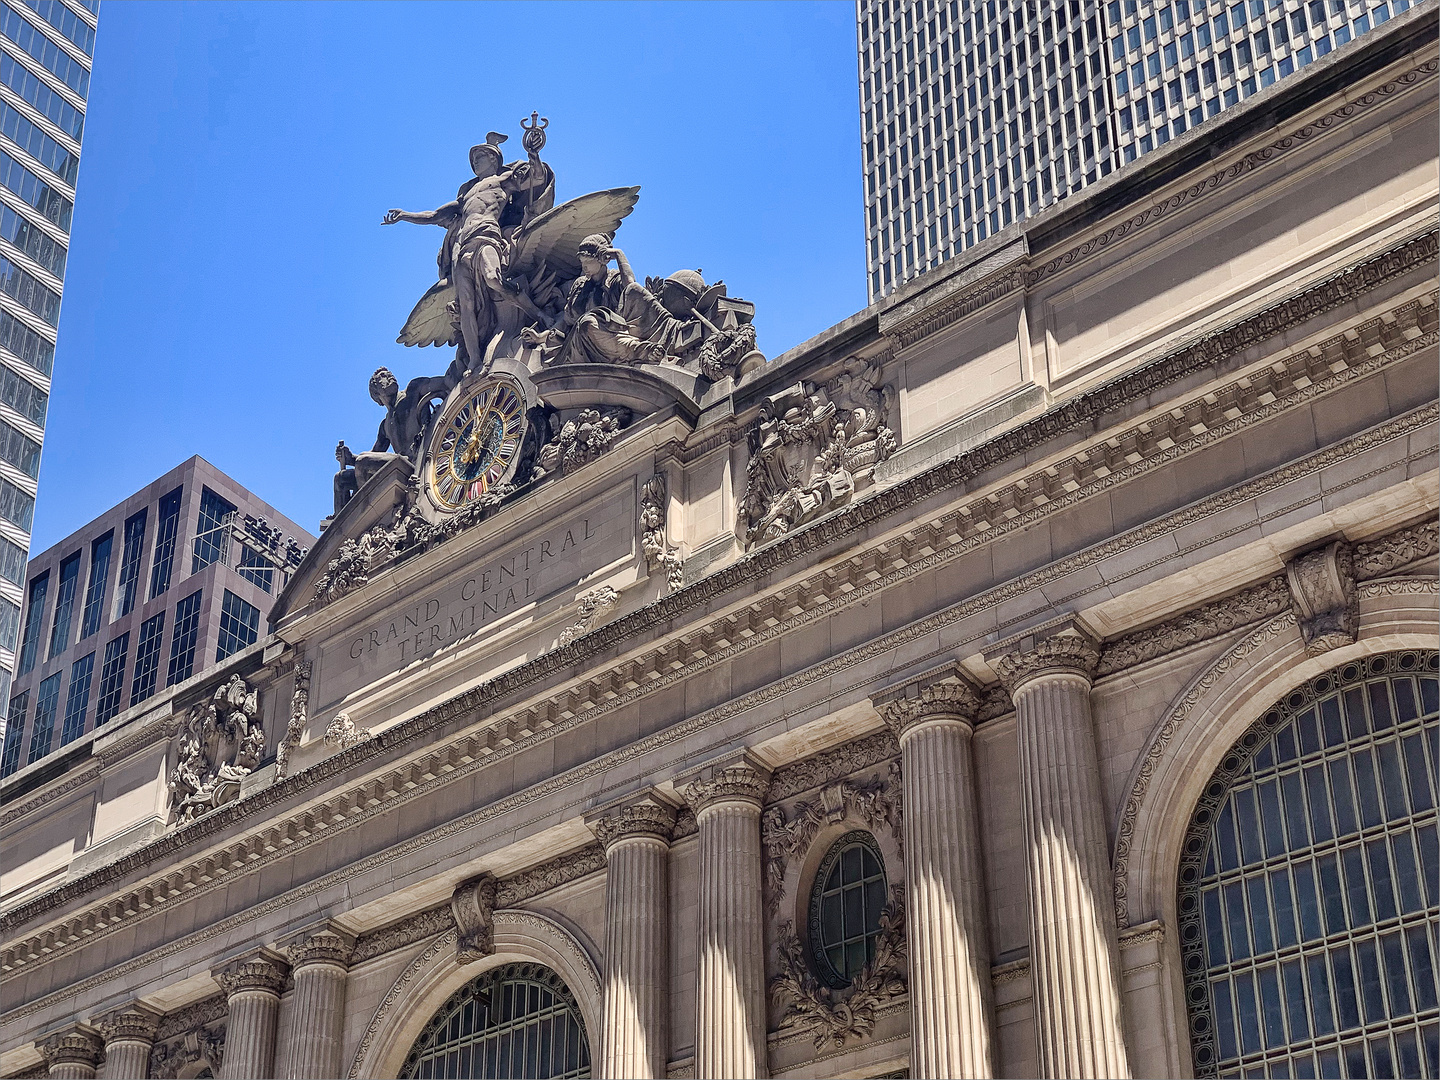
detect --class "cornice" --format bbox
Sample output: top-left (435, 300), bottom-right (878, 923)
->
top-left (0, 230), bottom-right (1428, 861)
top-left (153, 995), bottom-right (226, 1042)
top-left (0, 406), bottom-right (1432, 1020)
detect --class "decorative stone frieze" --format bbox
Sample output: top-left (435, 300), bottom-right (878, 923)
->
top-left (765, 730), bottom-right (899, 802)
top-left (275, 657), bottom-right (310, 780)
top-left (40, 1025), bottom-right (104, 1079)
top-left (451, 873), bottom-right (499, 964)
top-left (1353, 518), bottom-right (1438, 577)
top-left (167, 675), bottom-right (263, 823)
top-left (150, 1027), bottom-right (225, 1080)
top-left (1285, 541), bottom-right (1358, 654)
top-left (640, 476), bottom-right (684, 593)
top-left (533, 407), bottom-right (632, 479)
top-left (313, 521), bottom-right (398, 605)
top-left (993, 629), bottom-right (1101, 693)
top-left (770, 884), bottom-right (908, 1049)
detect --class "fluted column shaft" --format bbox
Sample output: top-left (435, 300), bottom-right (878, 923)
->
top-left (218, 950), bottom-right (288, 1080)
top-left (46, 1063), bottom-right (96, 1080)
top-left (884, 683), bottom-right (994, 1080)
top-left (101, 1039), bottom-right (151, 1080)
top-left (601, 835), bottom-right (671, 1077)
top-left (1000, 635), bottom-right (1130, 1080)
top-left (681, 756), bottom-right (770, 1080)
top-left (282, 927), bottom-right (355, 1080)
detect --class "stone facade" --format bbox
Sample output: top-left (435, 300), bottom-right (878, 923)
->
top-left (1, 15), bottom-right (1437, 1080)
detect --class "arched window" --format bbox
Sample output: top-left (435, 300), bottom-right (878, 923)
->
top-left (400, 963), bottom-right (591, 1080)
top-left (810, 830), bottom-right (889, 988)
top-left (1178, 651), bottom-right (1439, 1079)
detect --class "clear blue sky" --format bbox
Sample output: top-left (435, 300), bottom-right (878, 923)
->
top-left (32, 0), bottom-right (864, 551)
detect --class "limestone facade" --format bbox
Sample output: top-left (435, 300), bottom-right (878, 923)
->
top-left (1, 15), bottom-right (1437, 1080)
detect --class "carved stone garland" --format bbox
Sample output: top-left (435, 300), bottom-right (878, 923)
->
top-left (770, 883), bottom-right (908, 1049)
top-left (275, 657), bottom-right (310, 780)
top-left (639, 476), bottom-right (684, 593)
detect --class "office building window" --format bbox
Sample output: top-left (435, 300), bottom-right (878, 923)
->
top-left (0, 360), bottom-right (48, 427)
top-left (0, 149), bottom-right (72, 231)
top-left (93, 632), bottom-right (127, 726)
top-left (0, 595), bottom-right (17, 651)
top-left (216, 589), bottom-right (259, 661)
top-left (47, 549), bottom-right (79, 658)
top-left (0, 253), bottom-right (59, 325)
top-left (60, 651), bottom-right (91, 745)
top-left (26, 668), bottom-right (59, 763)
top-left (16, 567), bottom-right (46, 675)
top-left (0, 416), bottom-right (41, 476)
top-left (0, 309), bottom-right (54, 376)
top-left (236, 544), bottom-right (273, 593)
top-left (0, 201), bottom-right (68, 277)
top-left (1, 688), bottom-right (26, 775)
top-left (113, 508), bottom-right (146, 619)
top-left (129, 611), bottom-right (165, 707)
top-left (22, 0), bottom-right (97, 56)
top-left (192, 487), bottom-right (235, 573)
top-left (79, 530), bottom-right (111, 639)
top-left (166, 589), bottom-right (202, 687)
top-left (0, 3), bottom-right (90, 98)
top-left (148, 487), bottom-right (182, 600)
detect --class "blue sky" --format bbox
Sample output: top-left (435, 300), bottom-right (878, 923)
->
top-left (32, 0), bottom-right (863, 551)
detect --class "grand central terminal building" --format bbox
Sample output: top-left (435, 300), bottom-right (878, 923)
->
top-left (2, 11), bottom-right (1437, 1080)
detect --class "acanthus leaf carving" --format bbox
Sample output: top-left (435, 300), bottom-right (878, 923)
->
top-left (275, 657), bottom-right (310, 781)
top-left (557, 585), bottom-right (619, 647)
top-left (532, 407), bottom-right (632, 481)
top-left (640, 476), bottom-right (684, 593)
top-left (325, 711), bottom-right (372, 752)
top-left (769, 884), bottom-right (907, 1048)
top-left (167, 675), bottom-right (262, 824)
top-left (451, 873), bottom-right (499, 964)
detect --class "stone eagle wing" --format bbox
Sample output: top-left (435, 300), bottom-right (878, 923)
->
top-left (507, 187), bottom-right (641, 283)
top-left (397, 278), bottom-right (458, 348)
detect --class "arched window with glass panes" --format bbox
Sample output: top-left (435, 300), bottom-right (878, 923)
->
top-left (1177, 650), bottom-right (1439, 1079)
top-left (809, 830), bottom-right (889, 989)
top-left (400, 963), bottom-right (591, 1080)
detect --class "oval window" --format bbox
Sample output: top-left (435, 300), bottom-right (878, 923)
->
top-left (809, 830), bottom-right (889, 989)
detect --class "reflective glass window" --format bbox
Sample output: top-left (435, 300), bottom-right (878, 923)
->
top-left (811, 831), bottom-right (890, 988)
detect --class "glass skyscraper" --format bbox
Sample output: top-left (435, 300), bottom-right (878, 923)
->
top-left (856, 0), bottom-right (1417, 303)
top-left (0, 0), bottom-right (95, 707)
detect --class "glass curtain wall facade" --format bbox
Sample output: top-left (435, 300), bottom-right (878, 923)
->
top-left (0, 0), bottom-right (95, 712)
top-left (855, 0), bottom-right (1413, 303)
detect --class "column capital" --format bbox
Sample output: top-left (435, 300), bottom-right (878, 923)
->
top-left (282, 921), bottom-right (357, 970)
top-left (586, 789), bottom-right (680, 848)
top-left (95, 1002), bottom-right (162, 1044)
top-left (677, 749), bottom-right (770, 812)
top-left (877, 677), bottom-right (981, 736)
top-left (991, 627), bottom-right (1101, 694)
top-left (217, 948), bottom-right (289, 997)
top-left (40, 1025), bottom-right (104, 1070)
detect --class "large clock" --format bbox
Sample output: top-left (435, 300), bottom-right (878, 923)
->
top-left (427, 377), bottom-right (528, 511)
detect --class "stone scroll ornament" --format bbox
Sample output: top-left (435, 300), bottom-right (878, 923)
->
top-left (770, 883), bottom-right (908, 1048)
top-left (739, 358), bottom-right (896, 547)
top-left (451, 873), bottom-right (500, 964)
top-left (1285, 540), bottom-right (1358, 654)
top-left (167, 675), bottom-right (263, 823)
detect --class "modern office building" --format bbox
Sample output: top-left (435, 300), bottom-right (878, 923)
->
top-left (0, 456), bottom-right (312, 778)
top-left (0, 0), bottom-right (99, 700)
top-left (856, 0), bottom-right (1422, 302)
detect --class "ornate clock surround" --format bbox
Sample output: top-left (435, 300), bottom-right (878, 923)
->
top-left (423, 372), bottom-right (532, 515)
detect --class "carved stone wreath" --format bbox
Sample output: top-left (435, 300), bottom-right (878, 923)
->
top-left (770, 883), bottom-right (907, 1048)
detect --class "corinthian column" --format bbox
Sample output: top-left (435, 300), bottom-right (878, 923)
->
top-left (679, 751), bottom-right (771, 1080)
top-left (587, 791), bottom-right (679, 1080)
top-left (879, 681), bottom-right (994, 1079)
top-left (217, 949), bottom-right (289, 1080)
top-left (994, 629), bottom-right (1130, 1079)
top-left (282, 923), bottom-right (355, 1080)
top-left (39, 1025), bottom-right (104, 1080)
top-left (96, 1003), bottom-right (162, 1080)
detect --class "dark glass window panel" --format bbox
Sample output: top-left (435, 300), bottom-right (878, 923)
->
top-left (1276, 722), bottom-right (1299, 763)
top-left (1353, 750), bottom-right (1384, 828)
top-left (1217, 798), bottom-right (1242, 870)
top-left (216, 589), bottom-right (259, 661)
top-left (1270, 867), bottom-right (1298, 949)
top-left (1203, 887), bottom-right (1226, 964)
top-left (236, 545), bottom-right (274, 592)
top-left (1254, 741), bottom-right (1275, 772)
top-left (191, 487), bottom-right (235, 573)
top-left (1293, 860), bottom-right (1323, 942)
top-left (1281, 959), bottom-right (1309, 1043)
top-left (1316, 854), bottom-right (1346, 934)
top-left (1401, 733), bottom-right (1433, 812)
top-left (1340, 846), bottom-right (1371, 928)
top-left (1235, 785), bottom-right (1264, 863)
top-left (1393, 678), bottom-right (1419, 723)
top-left (47, 550), bottom-right (80, 658)
top-left (1418, 677), bottom-right (1438, 715)
top-left (1306, 952), bottom-right (1336, 1036)
top-left (1258, 965), bottom-right (1286, 1049)
top-left (1304, 764), bottom-right (1334, 841)
top-left (114, 509), bottom-right (147, 619)
top-left (1, 690), bottom-right (27, 776)
top-left (1418, 824), bottom-right (1439, 907)
top-left (1405, 925), bottom-right (1436, 1011)
top-left (1233, 970), bottom-right (1261, 1055)
top-left (1258, 778), bottom-right (1287, 856)
top-left (1368, 681), bottom-right (1394, 730)
top-left (148, 487), bottom-right (183, 600)
top-left (129, 611), bottom-right (165, 707)
top-left (1375, 741), bottom-right (1409, 821)
top-left (1320, 696), bottom-right (1345, 748)
top-left (1343, 1041), bottom-right (1367, 1079)
top-left (17, 568), bottom-right (47, 675)
top-left (1394, 1030), bottom-right (1421, 1080)
top-left (1297, 707), bottom-right (1322, 755)
top-left (1354, 938), bottom-right (1385, 1025)
top-left (1365, 839), bottom-right (1396, 922)
top-left (165, 589), bottom-right (202, 687)
top-left (26, 669), bottom-right (59, 763)
top-left (1330, 946), bottom-right (1360, 1031)
top-left (59, 651), bottom-right (91, 745)
top-left (1328, 759), bottom-right (1357, 837)
top-left (1317, 1048), bottom-right (1342, 1078)
top-left (1247, 875), bottom-right (1274, 955)
top-left (79, 531), bottom-right (111, 640)
top-left (1343, 687), bottom-right (1369, 738)
top-left (1379, 932), bottom-right (1411, 1016)
top-left (1224, 881), bottom-right (1250, 960)
top-left (93, 632), bottom-right (128, 725)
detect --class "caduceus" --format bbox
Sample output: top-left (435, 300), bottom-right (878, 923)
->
top-left (522, 110), bottom-right (549, 154)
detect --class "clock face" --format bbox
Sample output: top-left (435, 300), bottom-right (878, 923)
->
top-left (429, 380), bottom-right (526, 511)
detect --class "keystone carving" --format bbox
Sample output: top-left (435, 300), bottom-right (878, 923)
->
top-left (40, 1025), bottom-right (104, 1071)
top-left (325, 711), bottom-right (372, 752)
top-left (275, 657), bottom-right (311, 780)
top-left (588, 795), bottom-right (679, 848)
top-left (452, 873), bottom-right (500, 964)
top-left (639, 476), bottom-right (684, 593)
top-left (96, 1002), bottom-right (163, 1044)
top-left (770, 884), bottom-right (907, 1048)
top-left (168, 675), bottom-right (263, 823)
top-left (993, 630), bottom-right (1102, 694)
top-left (150, 1028), bottom-right (225, 1080)
top-left (1285, 541), bottom-right (1357, 654)
top-left (738, 360), bottom-right (895, 548)
top-left (877, 679), bottom-right (982, 735)
top-left (216, 950), bottom-right (288, 997)
top-left (557, 585), bottom-right (619, 647)
top-left (761, 768), bottom-right (902, 915)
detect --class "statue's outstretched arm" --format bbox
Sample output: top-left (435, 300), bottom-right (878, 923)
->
top-left (382, 200), bottom-right (460, 227)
